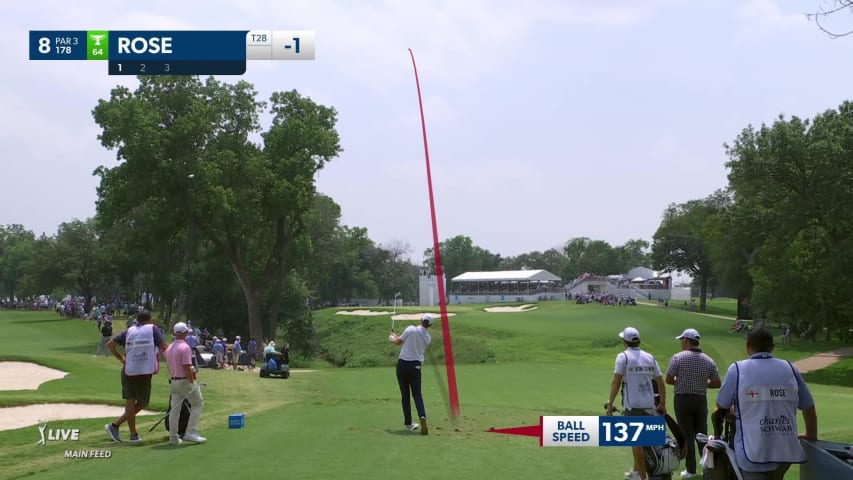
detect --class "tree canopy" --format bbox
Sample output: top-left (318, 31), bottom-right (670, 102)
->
top-left (725, 102), bottom-right (853, 339)
top-left (92, 76), bottom-right (341, 343)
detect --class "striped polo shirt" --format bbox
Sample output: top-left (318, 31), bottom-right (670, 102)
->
top-left (666, 349), bottom-right (720, 395)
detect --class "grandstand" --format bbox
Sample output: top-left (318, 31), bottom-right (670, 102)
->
top-left (448, 270), bottom-right (562, 305)
top-left (564, 267), bottom-right (688, 301)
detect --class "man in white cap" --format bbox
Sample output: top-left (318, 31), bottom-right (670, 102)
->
top-left (606, 327), bottom-right (666, 480)
top-left (666, 328), bottom-right (721, 478)
top-left (164, 322), bottom-right (206, 445)
top-left (389, 313), bottom-right (433, 435)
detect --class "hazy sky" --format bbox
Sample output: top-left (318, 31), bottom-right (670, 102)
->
top-left (2, 0), bottom-right (851, 265)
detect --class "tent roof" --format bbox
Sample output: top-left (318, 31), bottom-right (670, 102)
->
top-left (451, 270), bottom-right (562, 282)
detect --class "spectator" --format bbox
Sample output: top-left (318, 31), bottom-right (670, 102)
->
top-left (95, 319), bottom-right (113, 357)
top-left (232, 336), bottom-right (242, 370)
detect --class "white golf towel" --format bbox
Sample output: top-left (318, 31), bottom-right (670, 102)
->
top-left (700, 437), bottom-right (745, 480)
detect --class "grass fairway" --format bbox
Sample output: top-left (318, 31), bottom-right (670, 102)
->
top-left (1, 302), bottom-right (851, 479)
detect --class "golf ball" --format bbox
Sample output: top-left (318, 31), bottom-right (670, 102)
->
top-left (389, 335), bottom-right (395, 343)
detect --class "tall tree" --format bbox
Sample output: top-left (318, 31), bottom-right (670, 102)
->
top-left (93, 76), bottom-right (341, 343)
top-left (423, 235), bottom-right (501, 280)
top-left (0, 225), bottom-right (36, 300)
top-left (613, 239), bottom-right (651, 273)
top-left (651, 193), bottom-right (724, 312)
top-left (501, 248), bottom-right (567, 275)
top-left (363, 241), bottom-right (417, 305)
top-left (52, 219), bottom-right (111, 314)
top-left (562, 237), bottom-right (619, 280)
top-left (725, 103), bottom-right (853, 339)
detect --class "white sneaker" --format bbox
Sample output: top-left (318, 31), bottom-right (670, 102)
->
top-left (681, 471), bottom-right (697, 478)
top-left (169, 436), bottom-right (182, 445)
top-left (182, 433), bottom-right (207, 443)
top-left (405, 424), bottom-right (419, 431)
top-left (625, 471), bottom-right (642, 480)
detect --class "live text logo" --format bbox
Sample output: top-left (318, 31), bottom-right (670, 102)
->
top-left (36, 423), bottom-right (80, 446)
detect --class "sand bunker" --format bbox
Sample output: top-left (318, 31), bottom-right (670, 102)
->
top-left (335, 310), bottom-right (389, 316)
top-left (483, 304), bottom-right (539, 313)
top-left (0, 362), bottom-right (159, 431)
top-left (0, 361), bottom-right (68, 390)
top-left (0, 403), bottom-right (159, 432)
top-left (391, 312), bottom-right (456, 320)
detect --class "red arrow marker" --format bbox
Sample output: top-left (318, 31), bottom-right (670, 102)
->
top-left (486, 418), bottom-right (544, 446)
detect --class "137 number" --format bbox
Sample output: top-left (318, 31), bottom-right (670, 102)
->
top-left (602, 421), bottom-right (644, 442)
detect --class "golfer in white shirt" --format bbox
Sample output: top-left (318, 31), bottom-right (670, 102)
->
top-left (390, 314), bottom-right (433, 435)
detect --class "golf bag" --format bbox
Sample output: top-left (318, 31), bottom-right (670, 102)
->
top-left (604, 403), bottom-right (685, 480)
top-left (163, 394), bottom-right (191, 437)
top-left (698, 409), bottom-right (743, 480)
top-left (644, 414), bottom-right (685, 479)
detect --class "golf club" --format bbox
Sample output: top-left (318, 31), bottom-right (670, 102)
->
top-left (148, 382), bottom-right (207, 433)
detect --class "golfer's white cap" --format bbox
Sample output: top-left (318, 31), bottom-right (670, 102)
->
top-left (236, 335), bottom-right (241, 340)
top-left (618, 327), bottom-right (640, 342)
top-left (421, 314), bottom-right (434, 326)
top-left (676, 328), bottom-right (701, 341)
top-left (173, 322), bottom-right (189, 334)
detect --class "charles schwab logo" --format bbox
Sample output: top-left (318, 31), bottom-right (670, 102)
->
top-left (759, 414), bottom-right (793, 434)
top-left (132, 351), bottom-right (149, 362)
top-left (36, 422), bottom-right (80, 446)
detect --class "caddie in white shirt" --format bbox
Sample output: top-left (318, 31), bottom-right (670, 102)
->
top-left (606, 327), bottom-right (667, 480)
top-left (389, 314), bottom-right (433, 435)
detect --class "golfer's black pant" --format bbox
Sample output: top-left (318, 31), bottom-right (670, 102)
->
top-left (396, 359), bottom-right (426, 425)
top-left (674, 394), bottom-right (708, 474)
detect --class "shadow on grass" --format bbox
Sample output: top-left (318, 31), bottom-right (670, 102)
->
top-left (150, 442), bottom-right (206, 450)
top-left (802, 361), bottom-right (853, 388)
top-left (774, 340), bottom-right (845, 356)
top-left (384, 429), bottom-right (425, 436)
top-left (49, 344), bottom-right (99, 355)
top-left (9, 317), bottom-right (73, 324)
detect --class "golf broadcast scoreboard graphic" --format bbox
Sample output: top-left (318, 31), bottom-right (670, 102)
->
top-left (489, 415), bottom-right (666, 447)
top-left (29, 30), bottom-right (315, 75)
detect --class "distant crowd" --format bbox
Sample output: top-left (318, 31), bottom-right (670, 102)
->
top-left (572, 292), bottom-right (637, 306)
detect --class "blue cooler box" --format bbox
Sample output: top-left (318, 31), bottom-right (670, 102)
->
top-left (228, 413), bottom-right (245, 429)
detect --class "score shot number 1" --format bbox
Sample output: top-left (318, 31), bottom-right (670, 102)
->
top-left (246, 30), bottom-right (315, 60)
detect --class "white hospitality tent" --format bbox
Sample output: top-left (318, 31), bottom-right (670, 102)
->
top-left (450, 270), bottom-right (562, 295)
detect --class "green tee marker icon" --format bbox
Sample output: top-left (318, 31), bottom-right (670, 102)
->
top-left (87, 30), bottom-right (108, 60)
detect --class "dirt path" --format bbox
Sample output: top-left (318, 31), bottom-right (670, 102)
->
top-left (792, 347), bottom-right (853, 374)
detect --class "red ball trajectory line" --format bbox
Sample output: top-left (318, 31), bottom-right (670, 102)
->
top-left (407, 48), bottom-right (460, 419)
